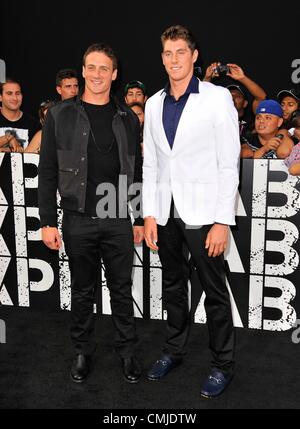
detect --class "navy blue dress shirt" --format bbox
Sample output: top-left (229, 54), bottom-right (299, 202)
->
top-left (163, 75), bottom-right (199, 149)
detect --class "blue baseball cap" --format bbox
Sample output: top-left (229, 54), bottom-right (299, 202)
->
top-left (256, 100), bottom-right (283, 118)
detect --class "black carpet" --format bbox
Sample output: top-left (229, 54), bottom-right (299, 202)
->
top-left (0, 305), bottom-right (299, 410)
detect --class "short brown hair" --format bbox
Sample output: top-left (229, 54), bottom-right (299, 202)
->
top-left (0, 78), bottom-right (22, 95)
top-left (82, 43), bottom-right (118, 70)
top-left (56, 69), bottom-right (78, 86)
top-left (161, 25), bottom-right (197, 52)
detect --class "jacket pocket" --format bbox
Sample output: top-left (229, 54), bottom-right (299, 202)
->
top-left (57, 149), bottom-right (80, 198)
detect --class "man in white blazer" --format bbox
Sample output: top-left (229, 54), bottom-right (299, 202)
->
top-left (143, 25), bottom-right (240, 398)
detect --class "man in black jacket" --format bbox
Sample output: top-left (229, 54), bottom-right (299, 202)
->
top-left (38, 43), bottom-right (144, 384)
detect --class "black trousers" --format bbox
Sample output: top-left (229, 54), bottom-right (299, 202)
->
top-left (157, 206), bottom-right (235, 374)
top-left (62, 214), bottom-right (137, 359)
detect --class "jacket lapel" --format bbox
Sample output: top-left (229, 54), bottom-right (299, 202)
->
top-left (157, 91), bottom-right (172, 155)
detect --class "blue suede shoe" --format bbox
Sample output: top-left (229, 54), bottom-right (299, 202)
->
top-left (147, 354), bottom-right (182, 381)
top-left (200, 370), bottom-right (233, 398)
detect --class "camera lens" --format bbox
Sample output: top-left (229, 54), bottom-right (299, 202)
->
top-left (216, 64), bottom-right (229, 77)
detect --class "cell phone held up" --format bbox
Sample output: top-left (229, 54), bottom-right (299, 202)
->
top-left (275, 133), bottom-right (284, 141)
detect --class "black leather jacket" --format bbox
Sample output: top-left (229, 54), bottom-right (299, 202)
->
top-left (38, 94), bottom-right (142, 227)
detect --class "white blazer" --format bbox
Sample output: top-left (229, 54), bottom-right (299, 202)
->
top-left (142, 79), bottom-right (240, 226)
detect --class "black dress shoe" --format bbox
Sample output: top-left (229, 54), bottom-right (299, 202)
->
top-left (147, 354), bottom-right (182, 381)
top-left (122, 356), bottom-right (141, 384)
top-left (70, 354), bottom-right (91, 383)
top-left (200, 370), bottom-right (233, 398)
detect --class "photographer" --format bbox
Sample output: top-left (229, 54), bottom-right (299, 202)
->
top-left (204, 63), bottom-right (266, 136)
top-left (204, 63), bottom-right (266, 111)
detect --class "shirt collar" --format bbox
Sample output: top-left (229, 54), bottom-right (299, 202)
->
top-left (162, 75), bottom-right (200, 96)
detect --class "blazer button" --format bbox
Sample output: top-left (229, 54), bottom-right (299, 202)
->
top-left (81, 157), bottom-right (85, 161)
top-left (83, 132), bottom-right (87, 136)
top-left (81, 182), bottom-right (85, 186)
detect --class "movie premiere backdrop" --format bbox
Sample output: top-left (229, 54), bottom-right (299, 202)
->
top-left (0, 154), bottom-right (299, 332)
top-left (2, 0), bottom-right (300, 333)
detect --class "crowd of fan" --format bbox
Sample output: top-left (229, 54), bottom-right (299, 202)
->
top-left (0, 63), bottom-right (300, 175)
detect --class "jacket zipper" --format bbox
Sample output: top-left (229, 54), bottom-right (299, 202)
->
top-left (60, 168), bottom-right (79, 175)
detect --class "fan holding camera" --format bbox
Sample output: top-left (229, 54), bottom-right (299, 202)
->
top-left (203, 62), bottom-right (231, 80)
top-left (204, 63), bottom-right (266, 136)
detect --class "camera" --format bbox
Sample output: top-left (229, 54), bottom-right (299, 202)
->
top-left (214, 64), bottom-right (230, 77)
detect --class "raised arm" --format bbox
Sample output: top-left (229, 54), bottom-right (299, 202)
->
top-left (227, 64), bottom-right (266, 113)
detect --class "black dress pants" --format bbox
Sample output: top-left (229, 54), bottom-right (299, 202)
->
top-left (157, 206), bottom-right (235, 374)
top-left (62, 214), bottom-right (137, 358)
